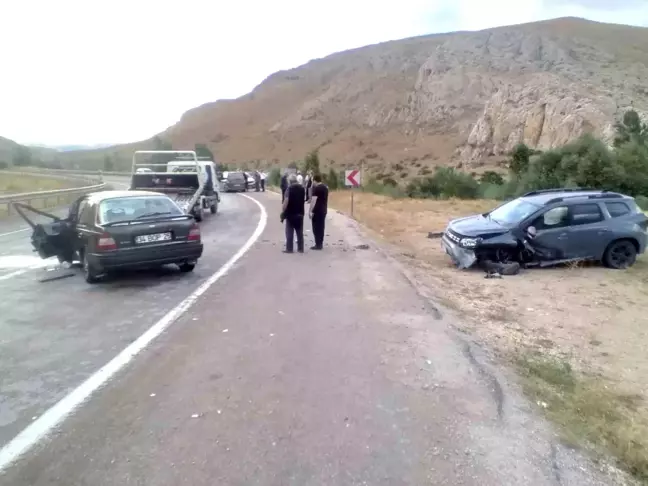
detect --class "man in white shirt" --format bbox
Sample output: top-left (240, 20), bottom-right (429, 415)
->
top-left (260, 171), bottom-right (267, 192)
top-left (296, 171), bottom-right (304, 185)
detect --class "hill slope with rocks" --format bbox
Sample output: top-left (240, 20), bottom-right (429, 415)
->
top-left (45, 17), bottom-right (648, 174)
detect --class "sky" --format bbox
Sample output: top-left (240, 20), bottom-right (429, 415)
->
top-left (1, 0), bottom-right (647, 147)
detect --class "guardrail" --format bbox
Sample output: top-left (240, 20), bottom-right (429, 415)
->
top-left (19, 167), bottom-right (132, 177)
top-left (0, 171), bottom-right (109, 217)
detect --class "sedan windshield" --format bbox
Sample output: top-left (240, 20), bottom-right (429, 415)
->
top-left (99, 196), bottom-right (184, 224)
top-left (488, 198), bottom-right (540, 226)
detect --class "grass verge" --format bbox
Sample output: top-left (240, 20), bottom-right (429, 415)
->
top-left (323, 189), bottom-right (648, 483)
top-left (0, 172), bottom-right (82, 218)
top-left (517, 355), bottom-right (648, 481)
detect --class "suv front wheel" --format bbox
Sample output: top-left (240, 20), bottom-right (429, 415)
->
top-left (603, 240), bottom-right (637, 269)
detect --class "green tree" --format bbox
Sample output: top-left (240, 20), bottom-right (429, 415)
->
top-left (103, 155), bottom-right (114, 172)
top-left (326, 168), bottom-right (340, 190)
top-left (615, 140), bottom-right (648, 196)
top-left (268, 167), bottom-right (281, 186)
top-left (195, 143), bottom-right (214, 160)
top-left (303, 149), bottom-right (321, 174)
top-left (509, 143), bottom-right (532, 176)
top-left (614, 109), bottom-right (647, 148)
top-left (12, 145), bottom-right (32, 166)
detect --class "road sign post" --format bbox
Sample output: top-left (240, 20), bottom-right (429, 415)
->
top-left (344, 168), bottom-right (362, 218)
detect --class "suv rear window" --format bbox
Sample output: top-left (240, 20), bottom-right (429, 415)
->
top-left (227, 172), bottom-right (245, 182)
top-left (605, 202), bottom-right (631, 218)
top-left (99, 196), bottom-right (183, 224)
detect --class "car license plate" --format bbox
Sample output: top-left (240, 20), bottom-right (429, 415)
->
top-left (135, 232), bottom-right (172, 244)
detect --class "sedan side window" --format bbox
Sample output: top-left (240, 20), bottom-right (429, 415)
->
top-left (532, 206), bottom-right (569, 230)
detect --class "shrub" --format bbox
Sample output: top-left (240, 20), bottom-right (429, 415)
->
top-left (509, 143), bottom-right (532, 175)
top-left (636, 195), bottom-right (648, 211)
top-left (268, 167), bottom-right (281, 186)
top-left (479, 171), bottom-right (504, 185)
top-left (406, 167), bottom-right (480, 199)
top-left (325, 168), bottom-right (340, 190)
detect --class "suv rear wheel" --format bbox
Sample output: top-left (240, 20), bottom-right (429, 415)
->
top-left (603, 240), bottom-right (637, 269)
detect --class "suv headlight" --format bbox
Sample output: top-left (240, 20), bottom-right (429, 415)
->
top-left (460, 237), bottom-right (480, 248)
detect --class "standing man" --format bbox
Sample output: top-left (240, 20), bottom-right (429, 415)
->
top-left (282, 174), bottom-right (306, 253)
top-left (304, 170), bottom-right (313, 202)
top-left (280, 171), bottom-right (289, 203)
top-left (309, 173), bottom-right (329, 250)
top-left (254, 170), bottom-right (261, 192)
top-left (296, 171), bottom-right (304, 186)
top-left (260, 171), bottom-right (267, 192)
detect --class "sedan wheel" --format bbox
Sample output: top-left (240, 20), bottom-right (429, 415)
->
top-left (82, 250), bottom-right (100, 283)
top-left (179, 261), bottom-right (196, 273)
top-left (603, 240), bottom-right (637, 269)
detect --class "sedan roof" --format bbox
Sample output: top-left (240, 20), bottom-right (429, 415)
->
top-left (85, 190), bottom-right (173, 203)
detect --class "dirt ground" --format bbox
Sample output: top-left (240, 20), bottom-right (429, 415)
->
top-left (327, 191), bottom-right (648, 400)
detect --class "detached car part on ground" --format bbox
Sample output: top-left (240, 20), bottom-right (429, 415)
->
top-left (440, 188), bottom-right (648, 275)
top-left (13, 190), bottom-right (204, 284)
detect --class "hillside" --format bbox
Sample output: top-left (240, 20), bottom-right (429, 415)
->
top-left (54, 17), bottom-right (648, 174)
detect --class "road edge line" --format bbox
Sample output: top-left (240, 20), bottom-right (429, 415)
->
top-left (0, 193), bottom-right (268, 473)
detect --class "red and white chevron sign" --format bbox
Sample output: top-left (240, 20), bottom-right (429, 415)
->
top-left (344, 169), bottom-right (361, 188)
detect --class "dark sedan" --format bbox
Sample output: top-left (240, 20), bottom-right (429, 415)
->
top-left (65, 191), bottom-right (203, 283)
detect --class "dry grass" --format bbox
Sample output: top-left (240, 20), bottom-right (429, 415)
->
top-left (327, 190), bottom-right (648, 481)
top-left (0, 173), bottom-right (79, 218)
top-left (0, 173), bottom-right (75, 195)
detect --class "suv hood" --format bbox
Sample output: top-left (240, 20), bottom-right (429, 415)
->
top-left (448, 214), bottom-right (509, 238)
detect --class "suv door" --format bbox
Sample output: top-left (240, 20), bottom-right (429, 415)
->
top-left (562, 202), bottom-right (608, 259)
top-left (526, 206), bottom-right (571, 259)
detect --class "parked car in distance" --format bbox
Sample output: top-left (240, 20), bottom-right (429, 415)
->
top-left (442, 188), bottom-right (648, 270)
top-left (65, 191), bottom-right (203, 283)
top-left (221, 171), bottom-right (248, 192)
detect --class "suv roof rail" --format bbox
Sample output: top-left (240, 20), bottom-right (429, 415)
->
top-left (522, 187), bottom-right (602, 197)
top-left (545, 192), bottom-right (624, 204)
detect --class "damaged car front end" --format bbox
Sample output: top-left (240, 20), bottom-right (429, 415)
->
top-left (442, 223), bottom-right (522, 271)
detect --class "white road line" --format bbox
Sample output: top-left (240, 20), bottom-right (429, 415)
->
top-left (0, 194), bottom-right (268, 472)
top-left (0, 269), bottom-right (29, 281)
top-left (0, 228), bottom-right (29, 238)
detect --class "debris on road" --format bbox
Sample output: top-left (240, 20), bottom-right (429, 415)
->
top-left (354, 244), bottom-right (370, 250)
top-left (222, 329), bottom-right (229, 333)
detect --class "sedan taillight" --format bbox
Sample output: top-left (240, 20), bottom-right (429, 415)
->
top-left (188, 224), bottom-right (201, 242)
top-left (97, 233), bottom-right (117, 251)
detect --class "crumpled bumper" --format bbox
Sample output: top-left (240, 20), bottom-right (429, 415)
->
top-left (441, 235), bottom-right (477, 269)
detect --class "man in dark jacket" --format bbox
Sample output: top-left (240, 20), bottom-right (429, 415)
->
top-left (280, 172), bottom-right (289, 203)
top-left (281, 174), bottom-right (306, 253)
top-left (308, 173), bottom-right (329, 250)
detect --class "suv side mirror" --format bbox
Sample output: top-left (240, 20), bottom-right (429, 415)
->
top-left (527, 226), bottom-right (537, 239)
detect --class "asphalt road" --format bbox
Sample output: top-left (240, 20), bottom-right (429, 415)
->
top-left (0, 185), bottom-right (619, 485)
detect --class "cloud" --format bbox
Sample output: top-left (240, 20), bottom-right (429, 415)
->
top-left (0, 0), bottom-right (646, 145)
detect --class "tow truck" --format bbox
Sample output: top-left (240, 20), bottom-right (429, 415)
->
top-left (129, 150), bottom-right (220, 222)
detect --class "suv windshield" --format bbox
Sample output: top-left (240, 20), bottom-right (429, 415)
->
top-left (99, 196), bottom-right (184, 224)
top-left (488, 198), bottom-right (540, 226)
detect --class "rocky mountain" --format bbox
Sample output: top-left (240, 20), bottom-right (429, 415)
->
top-left (57, 17), bottom-right (648, 174)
